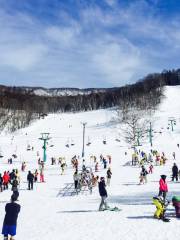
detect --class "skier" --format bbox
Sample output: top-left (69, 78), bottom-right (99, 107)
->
top-left (158, 175), bottom-right (168, 202)
top-left (2, 194), bottom-right (21, 240)
top-left (106, 167), bottom-right (112, 186)
top-left (98, 177), bottom-right (109, 211)
top-left (27, 171), bottom-right (34, 190)
top-left (172, 163), bottom-right (178, 181)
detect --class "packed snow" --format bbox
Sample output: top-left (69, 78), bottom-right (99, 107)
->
top-left (1, 86), bottom-right (180, 240)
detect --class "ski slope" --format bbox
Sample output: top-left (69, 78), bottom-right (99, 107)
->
top-left (0, 86), bottom-right (180, 240)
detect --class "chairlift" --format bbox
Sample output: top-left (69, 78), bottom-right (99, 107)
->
top-left (86, 136), bottom-right (91, 146)
top-left (103, 136), bottom-right (107, 145)
top-left (71, 139), bottom-right (75, 146)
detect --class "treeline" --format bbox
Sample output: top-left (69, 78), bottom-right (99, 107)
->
top-left (1, 68), bottom-right (180, 132)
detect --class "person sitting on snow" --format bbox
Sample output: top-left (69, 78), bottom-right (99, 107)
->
top-left (153, 196), bottom-right (169, 220)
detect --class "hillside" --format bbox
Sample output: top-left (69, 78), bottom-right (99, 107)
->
top-left (0, 86), bottom-right (180, 240)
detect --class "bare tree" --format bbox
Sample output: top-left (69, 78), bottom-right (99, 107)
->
top-left (117, 108), bottom-right (149, 148)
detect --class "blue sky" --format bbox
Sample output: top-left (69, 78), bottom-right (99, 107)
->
top-left (0, 0), bottom-right (180, 88)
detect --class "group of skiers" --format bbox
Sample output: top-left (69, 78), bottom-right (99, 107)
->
top-left (0, 169), bottom-right (20, 193)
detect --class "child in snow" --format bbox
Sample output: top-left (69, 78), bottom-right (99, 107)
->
top-left (149, 164), bottom-right (153, 174)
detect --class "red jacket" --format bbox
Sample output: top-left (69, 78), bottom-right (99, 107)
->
top-left (3, 173), bottom-right (10, 184)
top-left (159, 178), bottom-right (168, 192)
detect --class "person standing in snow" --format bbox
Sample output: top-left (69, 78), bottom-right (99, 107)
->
top-left (98, 177), bottom-right (109, 211)
top-left (141, 166), bottom-right (148, 183)
top-left (106, 168), bottom-right (112, 186)
top-left (3, 172), bottom-right (9, 190)
top-left (172, 163), bottom-right (178, 181)
top-left (2, 194), bottom-right (20, 240)
top-left (27, 171), bottom-right (34, 190)
top-left (158, 175), bottom-right (168, 201)
top-left (73, 170), bottom-right (79, 193)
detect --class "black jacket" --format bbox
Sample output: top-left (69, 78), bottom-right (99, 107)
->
top-left (98, 181), bottom-right (107, 197)
top-left (172, 165), bottom-right (178, 175)
top-left (3, 202), bottom-right (20, 225)
top-left (0, 176), bottom-right (3, 185)
top-left (27, 172), bottom-right (34, 182)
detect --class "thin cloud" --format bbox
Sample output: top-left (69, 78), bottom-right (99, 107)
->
top-left (0, 0), bottom-right (180, 87)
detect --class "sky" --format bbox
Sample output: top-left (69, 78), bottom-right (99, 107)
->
top-left (0, 0), bottom-right (180, 88)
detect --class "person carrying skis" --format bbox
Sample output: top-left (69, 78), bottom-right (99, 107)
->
top-left (27, 171), bottom-right (34, 190)
top-left (172, 163), bottom-right (178, 181)
top-left (2, 194), bottom-right (21, 240)
top-left (159, 175), bottom-right (168, 201)
top-left (98, 177), bottom-right (109, 211)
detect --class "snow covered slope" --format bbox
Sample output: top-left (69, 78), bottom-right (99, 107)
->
top-left (0, 86), bottom-right (180, 240)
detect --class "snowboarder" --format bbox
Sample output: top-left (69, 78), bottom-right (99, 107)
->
top-left (172, 163), bottom-right (178, 181)
top-left (27, 171), bottom-right (34, 190)
top-left (98, 177), bottom-right (109, 211)
top-left (158, 175), bottom-right (168, 202)
top-left (153, 196), bottom-right (170, 221)
top-left (2, 194), bottom-right (21, 240)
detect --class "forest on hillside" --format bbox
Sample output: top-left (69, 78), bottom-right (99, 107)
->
top-left (0, 68), bottom-right (179, 132)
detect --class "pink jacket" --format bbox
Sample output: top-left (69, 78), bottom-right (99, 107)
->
top-left (159, 178), bottom-right (168, 192)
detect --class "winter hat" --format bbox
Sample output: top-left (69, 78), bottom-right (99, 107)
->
top-left (161, 174), bottom-right (167, 179)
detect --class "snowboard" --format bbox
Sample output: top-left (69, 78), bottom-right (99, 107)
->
top-left (162, 218), bottom-right (170, 222)
top-left (102, 207), bottom-right (121, 212)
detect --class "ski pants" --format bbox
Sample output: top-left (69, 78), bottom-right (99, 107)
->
top-left (153, 199), bottom-right (164, 218)
top-left (172, 174), bottom-right (178, 181)
top-left (99, 196), bottom-right (108, 210)
top-left (158, 190), bottom-right (166, 202)
top-left (28, 181), bottom-right (33, 190)
top-left (107, 177), bottom-right (111, 186)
